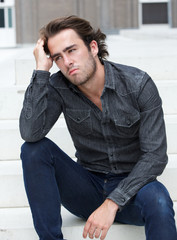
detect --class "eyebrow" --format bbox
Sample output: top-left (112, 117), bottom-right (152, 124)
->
top-left (51, 44), bottom-right (77, 59)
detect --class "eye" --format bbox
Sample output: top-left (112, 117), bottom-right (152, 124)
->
top-left (68, 48), bottom-right (76, 53)
top-left (54, 56), bottom-right (62, 62)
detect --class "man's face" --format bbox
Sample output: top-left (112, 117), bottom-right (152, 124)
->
top-left (48, 29), bottom-right (98, 86)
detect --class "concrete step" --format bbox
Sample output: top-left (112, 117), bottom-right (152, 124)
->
top-left (0, 114), bottom-right (177, 160)
top-left (15, 57), bottom-right (177, 86)
top-left (13, 27), bottom-right (177, 86)
top-left (156, 81), bottom-right (177, 115)
top-left (158, 154), bottom-right (177, 201)
top-left (15, 57), bottom-right (177, 85)
top-left (1, 203), bottom-right (177, 240)
top-left (107, 27), bottom-right (177, 81)
top-left (109, 55), bottom-right (177, 82)
top-left (0, 154), bottom-right (177, 208)
top-left (0, 160), bottom-right (28, 208)
top-left (15, 59), bottom-right (58, 85)
top-left (1, 26), bottom-right (177, 87)
top-left (0, 86), bottom-right (25, 120)
top-left (0, 80), bottom-right (177, 120)
top-left (0, 206), bottom-right (142, 240)
top-left (118, 25), bottom-right (177, 40)
top-left (0, 118), bottom-right (75, 160)
top-left (165, 115), bottom-right (177, 154)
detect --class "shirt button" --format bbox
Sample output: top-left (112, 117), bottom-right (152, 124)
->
top-left (104, 179), bottom-right (107, 183)
top-left (126, 119), bottom-right (131, 126)
top-left (121, 198), bottom-right (125, 202)
top-left (76, 117), bottom-right (80, 122)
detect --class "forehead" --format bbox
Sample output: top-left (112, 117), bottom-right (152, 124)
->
top-left (48, 29), bottom-right (84, 54)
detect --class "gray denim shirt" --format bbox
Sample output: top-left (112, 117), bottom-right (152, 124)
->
top-left (20, 60), bottom-right (168, 209)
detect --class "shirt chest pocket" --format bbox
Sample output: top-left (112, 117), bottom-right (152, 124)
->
top-left (65, 109), bottom-right (92, 136)
top-left (114, 111), bottom-right (140, 138)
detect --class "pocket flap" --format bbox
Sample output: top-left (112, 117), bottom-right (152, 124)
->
top-left (66, 109), bottom-right (91, 123)
top-left (115, 111), bottom-right (140, 128)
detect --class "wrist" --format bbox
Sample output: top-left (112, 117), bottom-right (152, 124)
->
top-left (36, 59), bottom-right (53, 72)
top-left (36, 65), bottom-right (50, 71)
top-left (105, 199), bottom-right (119, 212)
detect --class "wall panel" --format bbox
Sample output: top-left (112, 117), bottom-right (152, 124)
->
top-left (15, 0), bottom-right (139, 44)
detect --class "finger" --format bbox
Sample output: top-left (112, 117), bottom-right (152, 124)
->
top-left (83, 221), bottom-right (91, 238)
top-left (100, 228), bottom-right (108, 240)
top-left (34, 40), bottom-right (41, 53)
top-left (47, 56), bottom-right (53, 65)
top-left (37, 38), bottom-right (42, 44)
top-left (89, 226), bottom-right (96, 239)
top-left (94, 228), bottom-right (102, 238)
top-left (36, 39), bottom-right (44, 48)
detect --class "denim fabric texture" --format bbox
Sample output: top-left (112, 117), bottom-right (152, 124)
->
top-left (20, 60), bottom-right (168, 208)
top-left (21, 138), bottom-right (177, 240)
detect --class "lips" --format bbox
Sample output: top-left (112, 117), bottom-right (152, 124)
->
top-left (69, 68), bottom-right (78, 75)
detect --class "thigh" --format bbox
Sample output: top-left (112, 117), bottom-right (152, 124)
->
top-left (114, 198), bottom-right (145, 226)
top-left (114, 180), bottom-right (172, 226)
top-left (50, 139), bottom-right (104, 219)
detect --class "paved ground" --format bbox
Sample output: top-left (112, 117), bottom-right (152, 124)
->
top-left (0, 24), bottom-right (177, 86)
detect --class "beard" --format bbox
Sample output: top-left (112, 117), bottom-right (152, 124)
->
top-left (65, 52), bottom-right (97, 86)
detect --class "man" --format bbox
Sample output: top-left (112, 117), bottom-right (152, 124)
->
top-left (20, 16), bottom-right (177, 240)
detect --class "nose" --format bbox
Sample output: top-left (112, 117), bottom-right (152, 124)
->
top-left (63, 55), bottom-right (73, 68)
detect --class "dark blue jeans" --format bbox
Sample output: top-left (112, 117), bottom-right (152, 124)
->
top-left (21, 137), bottom-right (177, 240)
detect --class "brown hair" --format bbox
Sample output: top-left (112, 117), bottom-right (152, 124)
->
top-left (40, 15), bottom-right (109, 61)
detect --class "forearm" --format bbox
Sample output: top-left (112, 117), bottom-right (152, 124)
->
top-left (108, 151), bottom-right (168, 210)
top-left (20, 70), bottom-right (62, 142)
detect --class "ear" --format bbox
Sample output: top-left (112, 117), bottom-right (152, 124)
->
top-left (89, 40), bottom-right (99, 57)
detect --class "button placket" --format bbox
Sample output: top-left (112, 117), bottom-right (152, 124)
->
top-left (101, 95), bottom-right (117, 169)
top-left (103, 178), bottom-right (108, 196)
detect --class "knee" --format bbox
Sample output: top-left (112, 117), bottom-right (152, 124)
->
top-left (21, 139), bottom-right (41, 160)
top-left (20, 138), bottom-right (50, 166)
top-left (138, 181), bottom-right (173, 216)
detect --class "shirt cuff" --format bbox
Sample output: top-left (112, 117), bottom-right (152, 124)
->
top-left (30, 70), bottom-right (51, 84)
top-left (107, 189), bottom-right (132, 211)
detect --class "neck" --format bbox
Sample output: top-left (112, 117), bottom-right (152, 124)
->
top-left (78, 59), bottom-right (105, 99)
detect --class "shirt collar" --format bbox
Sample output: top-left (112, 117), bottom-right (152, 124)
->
top-left (67, 60), bottom-right (116, 92)
top-left (103, 60), bottom-right (116, 90)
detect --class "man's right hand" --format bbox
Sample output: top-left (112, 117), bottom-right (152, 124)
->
top-left (33, 38), bottom-right (53, 71)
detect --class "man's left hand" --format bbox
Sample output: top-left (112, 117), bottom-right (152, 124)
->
top-left (83, 199), bottom-right (119, 240)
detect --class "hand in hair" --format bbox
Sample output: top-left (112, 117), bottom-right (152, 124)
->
top-left (33, 38), bottom-right (53, 71)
